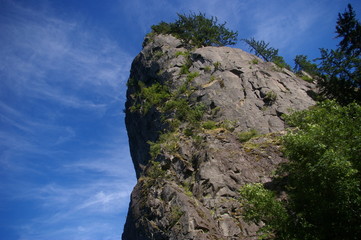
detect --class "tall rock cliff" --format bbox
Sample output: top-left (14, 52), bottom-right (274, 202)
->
top-left (123, 34), bottom-right (316, 240)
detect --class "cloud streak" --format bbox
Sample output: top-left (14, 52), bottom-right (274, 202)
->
top-left (1, 1), bottom-right (135, 239)
top-left (1, 0), bottom-right (132, 110)
top-left (237, 0), bottom-right (350, 59)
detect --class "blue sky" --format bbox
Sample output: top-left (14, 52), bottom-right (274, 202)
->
top-left (1, 0), bottom-right (360, 239)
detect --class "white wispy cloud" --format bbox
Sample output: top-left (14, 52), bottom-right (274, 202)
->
top-left (1, 0), bottom-right (132, 111)
top-left (10, 138), bottom-right (135, 239)
top-left (239, 0), bottom-right (348, 55)
top-left (15, 176), bottom-right (135, 239)
top-left (0, 0), bottom-right (133, 154)
top-left (1, 1), bottom-right (135, 239)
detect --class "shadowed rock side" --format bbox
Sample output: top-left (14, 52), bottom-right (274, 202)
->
top-left (123, 34), bottom-right (316, 240)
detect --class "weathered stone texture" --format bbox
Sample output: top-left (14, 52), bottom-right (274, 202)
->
top-left (123, 34), bottom-right (316, 239)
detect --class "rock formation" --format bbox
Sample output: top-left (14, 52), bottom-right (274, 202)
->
top-left (122, 34), bottom-right (316, 239)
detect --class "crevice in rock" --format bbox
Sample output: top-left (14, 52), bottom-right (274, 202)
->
top-left (230, 68), bottom-right (244, 78)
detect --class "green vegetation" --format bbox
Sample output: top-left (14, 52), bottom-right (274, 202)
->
top-left (169, 205), bottom-right (184, 228)
top-left (129, 50), bottom-right (203, 122)
top-left (186, 71), bottom-right (200, 82)
top-left (263, 91), bottom-right (277, 105)
top-left (203, 65), bottom-right (212, 72)
top-left (316, 4), bottom-right (361, 105)
top-left (209, 75), bottom-right (216, 82)
top-left (210, 106), bottom-right (221, 116)
top-left (300, 75), bottom-right (313, 83)
top-left (148, 132), bottom-right (179, 159)
top-left (237, 129), bottom-right (258, 142)
top-left (271, 56), bottom-right (290, 69)
top-left (186, 103), bottom-right (206, 124)
top-left (179, 52), bottom-right (192, 75)
top-left (181, 181), bottom-right (194, 197)
top-left (153, 50), bottom-right (165, 59)
top-left (180, 63), bottom-right (191, 75)
top-left (239, 183), bottom-right (288, 239)
top-left (213, 61), bottom-right (222, 70)
top-left (164, 99), bottom-right (205, 124)
top-left (293, 54), bottom-right (319, 76)
top-left (146, 161), bottom-right (167, 179)
top-left (250, 58), bottom-right (259, 64)
top-left (151, 12), bottom-right (238, 48)
top-left (237, 7), bottom-right (361, 239)
top-left (242, 133), bottom-right (281, 153)
top-left (219, 120), bottom-right (236, 132)
top-left (242, 38), bottom-right (277, 62)
top-left (336, 4), bottom-right (361, 56)
top-left (239, 100), bottom-right (361, 240)
top-left (242, 38), bottom-right (291, 70)
top-left (175, 51), bottom-right (190, 57)
top-left (284, 100), bottom-right (361, 239)
top-left (202, 120), bottom-right (218, 130)
top-left (129, 82), bottom-right (170, 114)
top-left (317, 47), bottom-right (361, 104)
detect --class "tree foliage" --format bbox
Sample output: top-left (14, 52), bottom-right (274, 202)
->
top-left (317, 48), bottom-right (361, 104)
top-left (151, 12), bottom-right (238, 48)
top-left (336, 4), bottom-right (361, 55)
top-left (283, 100), bottom-right (361, 240)
top-left (242, 38), bottom-right (278, 62)
top-left (317, 4), bottom-right (361, 104)
top-left (293, 55), bottom-right (319, 76)
top-left (240, 100), bottom-right (361, 240)
top-left (242, 38), bottom-right (291, 69)
top-left (239, 183), bottom-right (289, 239)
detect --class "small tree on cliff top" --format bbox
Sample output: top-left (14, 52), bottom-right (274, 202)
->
top-left (150, 12), bottom-right (238, 48)
top-left (242, 38), bottom-right (291, 69)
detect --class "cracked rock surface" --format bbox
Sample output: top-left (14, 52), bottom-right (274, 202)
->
top-left (122, 34), bottom-right (316, 240)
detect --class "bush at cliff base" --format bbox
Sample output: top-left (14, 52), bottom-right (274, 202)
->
top-left (240, 100), bottom-right (361, 240)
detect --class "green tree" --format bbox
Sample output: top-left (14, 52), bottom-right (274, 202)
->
top-left (242, 38), bottom-right (291, 69)
top-left (151, 12), bottom-right (238, 48)
top-left (239, 183), bottom-right (290, 240)
top-left (240, 100), bottom-right (361, 240)
top-left (336, 4), bottom-right (361, 55)
top-left (317, 4), bottom-right (361, 104)
top-left (242, 38), bottom-right (278, 61)
top-left (283, 100), bottom-right (361, 240)
top-left (317, 48), bottom-right (361, 104)
top-left (293, 55), bottom-right (319, 76)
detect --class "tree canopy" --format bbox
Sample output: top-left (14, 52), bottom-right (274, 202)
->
top-left (242, 38), bottom-right (291, 69)
top-left (317, 4), bottom-right (361, 105)
top-left (242, 38), bottom-right (278, 61)
top-left (293, 54), bottom-right (319, 76)
top-left (150, 12), bottom-right (238, 48)
top-left (336, 4), bottom-right (361, 55)
top-left (240, 100), bottom-right (361, 240)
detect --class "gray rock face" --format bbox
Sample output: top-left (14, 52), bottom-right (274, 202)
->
top-left (123, 34), bottom-right (316, 239)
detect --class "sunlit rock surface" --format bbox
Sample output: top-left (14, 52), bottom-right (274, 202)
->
top-left (122, 34), bottom-right (316, 240)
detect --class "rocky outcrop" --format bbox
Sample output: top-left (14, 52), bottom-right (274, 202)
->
top-left (123, 34), bottom-right (316, 239)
